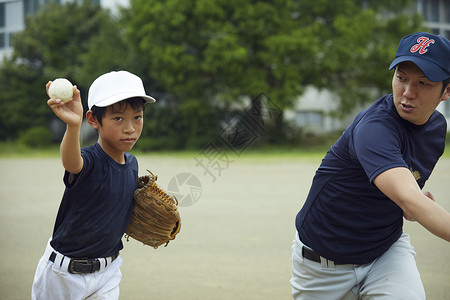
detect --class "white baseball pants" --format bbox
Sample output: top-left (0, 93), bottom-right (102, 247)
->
top-left (31, 239), bottom-right (123, 300)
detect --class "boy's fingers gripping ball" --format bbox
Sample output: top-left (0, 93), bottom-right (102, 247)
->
top-left (49, 78), bottom-right (74, 103)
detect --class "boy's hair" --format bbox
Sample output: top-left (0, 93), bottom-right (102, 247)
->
top-left (91, 97), bottom-right (146, 126)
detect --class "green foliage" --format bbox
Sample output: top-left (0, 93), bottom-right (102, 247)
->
top-left (296, 0), bottom-right (425, 116)
top-left (0, 0), bottom-right (130, 141)
top-left (124, 0), bottom-right (424, 126)
top-left (0, 0), bottom-right (427, 149)
top-left (0, 58), bottom-right (49, 141)
top-left (138, 95), bottom-right (229, 150)
top-left (121, 0), bottom-right (324, 148)
top-left (124, 0), bottom-right (312, 108)
top-left (18, 126), bottom-right (53, 147)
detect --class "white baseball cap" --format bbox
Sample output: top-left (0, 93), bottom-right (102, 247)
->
top-left (88, 70), bottom-right (156, 110)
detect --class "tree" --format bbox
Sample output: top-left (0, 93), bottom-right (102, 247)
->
top-left (121, 0), bottom-right (322, 146)
top-left (122, 0), bottom-right (425, 137)
top-left (0, 0), bottom-right (426, 148)
top-left (297, 0), bottom-right (425, 115)
top-left (0, 0), bottom-right (130, 141)
top-left (123, 0), bottom-right (316, 106)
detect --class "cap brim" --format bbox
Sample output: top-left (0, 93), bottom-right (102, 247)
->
top-left (389, 56), bottom-right (449, 82)
top-left (90, 93), bottom-right (156, 109)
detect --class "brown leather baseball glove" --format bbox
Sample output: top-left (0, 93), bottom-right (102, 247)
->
top-left (125, 170), bottom-right (181, 249)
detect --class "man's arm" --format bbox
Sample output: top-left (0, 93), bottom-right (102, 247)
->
top-left (373, 167), bottom-right (450, 242)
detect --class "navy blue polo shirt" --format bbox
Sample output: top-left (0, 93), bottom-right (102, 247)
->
top-left (50, 143), bottom-right (138, 258)
top-left (296, 94), bottom-right (446, 264)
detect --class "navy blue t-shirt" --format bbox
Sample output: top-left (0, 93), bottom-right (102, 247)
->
top-left (50, 143), bottom-right (138, 258)
top-left (296, 94), bottom-right (446, 264)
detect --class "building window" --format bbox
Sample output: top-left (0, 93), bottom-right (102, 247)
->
top-left (295, 111), bottom-right (323, 128)
top-left (423, 0), bottom-right (440, 22)
top-left (0, 33), bottom-right (5, 48)
top-left (445, 0), bottom-right (450, 23)
top-left (24, 0), bottom-right (40, 15)
top-left (9, 31), bottom-right (17, 48)
top-left (0, 3), bottom-right (5, 28)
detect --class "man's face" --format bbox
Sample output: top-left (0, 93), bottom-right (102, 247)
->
top-left (392, 62), bottom-right (448, 125)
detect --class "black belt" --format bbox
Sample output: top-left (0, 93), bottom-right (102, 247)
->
top-left (49, 251), bottom-right (119, 274)
top-left (302, 246), bottom-right (346, 265)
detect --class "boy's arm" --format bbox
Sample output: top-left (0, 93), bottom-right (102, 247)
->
top-left (374, 167), bottom-right (450, 242)
top-left (60, 122), bottom-right (83, 174)
top-left (46, 82), bottom-right (84, 174)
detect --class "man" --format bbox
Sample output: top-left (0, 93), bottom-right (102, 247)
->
top-left (291, 32), bottom-right (450, 299)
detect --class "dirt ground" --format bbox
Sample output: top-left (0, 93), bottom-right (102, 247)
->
top-left (0, 154), bottom-right (449, 300)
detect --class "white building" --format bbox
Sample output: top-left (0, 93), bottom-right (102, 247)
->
top-left (292, 0), bottom-right (450, 133)
top-left (0, 0), bottom-right (120, 58)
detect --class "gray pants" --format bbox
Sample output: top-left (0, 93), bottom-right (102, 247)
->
top-left (291, 232), bottom-right (425, 299)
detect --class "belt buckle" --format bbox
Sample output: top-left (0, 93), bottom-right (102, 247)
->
top-left (68, 258), bottom-right (98, 274)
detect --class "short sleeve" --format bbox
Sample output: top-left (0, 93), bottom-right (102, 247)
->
top-left (351, 118), bottom-right (408, 182)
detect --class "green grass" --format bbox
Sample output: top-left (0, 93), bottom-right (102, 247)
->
top-left (1, 141), bottom-right (449, 161)
top-left (0, 142), bottom-right (60, 158)
top-left (0, 141), bottom-right (328, 160)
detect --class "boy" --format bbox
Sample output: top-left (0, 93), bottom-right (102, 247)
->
top-left (32, 70), bottom-right (156, 300)
top-left (291, 32), bottom-right (450, 299)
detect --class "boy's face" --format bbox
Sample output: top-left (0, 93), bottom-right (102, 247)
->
top-left (96, 102), bottom-right (144, 160)
top-left (392, 62), bottom-right (449, 125)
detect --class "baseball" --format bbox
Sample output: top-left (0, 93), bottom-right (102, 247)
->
top-left (49, 78), bottom-right (73, 103)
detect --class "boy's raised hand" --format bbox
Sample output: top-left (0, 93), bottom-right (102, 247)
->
top-left (46, 81), bottom-right (83, 127)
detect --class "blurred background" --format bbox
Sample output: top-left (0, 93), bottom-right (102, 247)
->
top-left (0, 0), bottom-right (449, 154)
top-left (1, 2), bottom-right (450, 299)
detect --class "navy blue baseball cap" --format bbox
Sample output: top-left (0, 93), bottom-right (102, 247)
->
top-left (389, 32), bottom-right (450, 82)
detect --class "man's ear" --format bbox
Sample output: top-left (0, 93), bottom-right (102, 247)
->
top-left (443, 84), bottom-right (450, 101)
top-left (86, 110), bottom-right (99, 130)
top-left (442, 84), bottom-right (450, 101)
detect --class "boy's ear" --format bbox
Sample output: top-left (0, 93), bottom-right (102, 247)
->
top-left (86, 110), bottom-right (100, 130)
